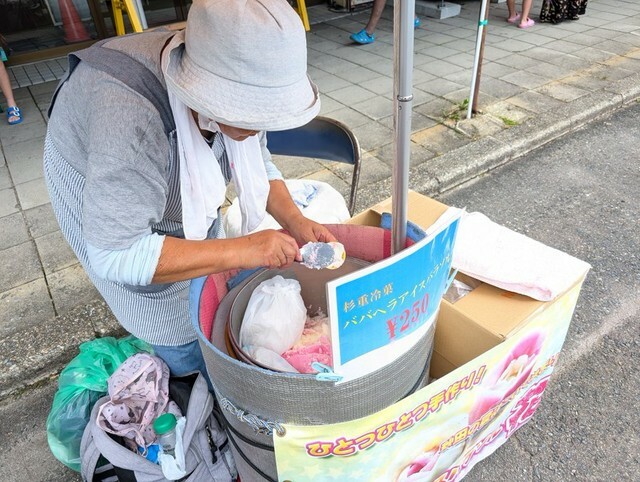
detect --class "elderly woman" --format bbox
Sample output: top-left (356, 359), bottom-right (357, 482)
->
top-left (44, 0), bottom-right (334, 381)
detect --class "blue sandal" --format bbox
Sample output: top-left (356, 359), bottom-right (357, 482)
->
top-left (350, 29), bottom-right (375, 45)
top-left (7, 106), bottom-right (22, 125)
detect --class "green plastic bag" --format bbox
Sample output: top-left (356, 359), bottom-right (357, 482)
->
top-left (47, 335), bottom-right (152, 472)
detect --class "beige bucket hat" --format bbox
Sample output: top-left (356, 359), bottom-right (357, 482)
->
top-left (163, 0), bottom-right (321, 131)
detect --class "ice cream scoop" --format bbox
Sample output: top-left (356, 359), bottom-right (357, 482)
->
top-left (299, 242), bottom-right (346, 270)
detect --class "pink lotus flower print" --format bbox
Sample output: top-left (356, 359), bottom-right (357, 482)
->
top-left (469, 331), bottom-right (545, 424)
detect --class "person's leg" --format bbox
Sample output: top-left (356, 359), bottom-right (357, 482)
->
top-left (0, 61), bottom-right (20, 124)
top-left (152, 339), bottom-right (214, 391)
top-left (519, 0), bottom-right (534, 27)
top-left (364, 0), bottom-right (386, 35)
top-left (506, 0), bottom-right (519, 21)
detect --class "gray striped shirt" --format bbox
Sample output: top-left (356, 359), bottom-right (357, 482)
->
top-left (44, 32), bottom-right (282, 346)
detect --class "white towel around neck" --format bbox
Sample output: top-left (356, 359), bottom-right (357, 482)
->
top-left (162, 38), bottom-right (269, 240)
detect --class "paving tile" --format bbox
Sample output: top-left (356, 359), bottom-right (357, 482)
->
top-left (271, 155), bottom-right (324, 180)
top-left (445, 52), bottom-right (476, 69)
top-left (482, 45), bottom-right (517, 62)
top-left (442, 69), bottom-right (472, 87)
top-left (0, 166), bottom-right (10, 189)
top-left (559, 73), bottom-right (609, 92)
top-left (301, 168), bottom-right (351, 202)
top-left (411, 124), bottom-right (471, 156)
top-left (506, 90), bottom-right (568, 114)
top-left (544, 39), bottom-right (587, 54)
top-left (476, 77), bottom-right (525, 100)
top-left (351, 122), bottom-right (394, 152)
top-left (314, 74), bottom-right (352, 94)
top-left (525, 61), bottom-right (578, 80)
top-left (493, 38), bottom-right (536, 55)
top-left (371, 141), bottom-right (437, 169)
top-left (312, 55), bottom-right (357, 75)
top-left (481, 61), bottom-right (519, 79)
top-left (14, 177), bottom-right (50, 210)
top-left (585, 63), bottom-right (635, 82)
top-left (350, 96), bottom-right (394, 120)
top-left (0, 118), bottom-right (47, 147)
top-left (378, 111), bottom-right (438, 133)
top-left (421, 33), bottom-right (460, 46)
top-left (357, 75), bottom-right (392, 95)
top-left (319, 96), bottom-right (343, 115)
top-left (330, 47), bottom-right (382, 66)
top-left (415, 58), bottom-right (465, 77)
top-left (47, 264), bottom-right (101, 315)
top-left (413, 97), bottom-right (458, 121)
top-left (429, 45), bottom-right (460, 59)
top-left (23, 203), bottom-right (59, 238)
top-left (34, 230), bottom-right (79, 275)
top-left (495, 53), bottom-right (541, 70)
top-left (594, 39), bottom-right (636, 56)
top-left (610, 56), bottom-right (640, 71)
top-left (613, 32), bottom-right (640, 47)
top-left (324, 107), bottom-right (372, 129)
top-left (335, 66), bottom-right (383, 85)
top-left (0, 213), bottom-right (29, 250)
top-left (412, 88), bottom-right (439, 108)
top-left (0, 241), bottom-right (42, 292)
top-left (501, 70), bottom-right (553, 89)
top-left (4, 137), bottom-right (45, 184)
top-left (415, 78), bottom-right (466, 97)
top-left (365, 60), bottom-right (394, 77)
top-left (0, 187), bottom-right (19, 217)
top-left (325, 152), bottom-right (391, 189)
top-left (570, 47), bottom-right (616, 63)
top-left (537, 82), bottom-right (590, 102)
top-left (563, 32), bottom-right (606, 48)
top-left (484, 101), bottom-right (532, 124)
top-left (456, 114), bottom-right (506, 139)
top-left (446, 38), bottom-right (477, 54)
top-left (0, 277), bottom-right (54, 338)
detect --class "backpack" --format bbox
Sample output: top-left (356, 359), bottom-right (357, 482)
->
top-left (80, 372), bottom-right (237, 481)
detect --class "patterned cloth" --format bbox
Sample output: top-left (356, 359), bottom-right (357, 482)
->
top-left (540, 0), bottom-right (588, 24)
top-left (96, 353), bottom-right (182, 451)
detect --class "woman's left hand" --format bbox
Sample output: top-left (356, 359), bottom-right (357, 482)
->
top-left (283, 213), bottom-right (337, 246)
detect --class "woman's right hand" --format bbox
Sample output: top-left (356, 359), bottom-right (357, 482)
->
top-left (238, 230), bottom-right (301, 269)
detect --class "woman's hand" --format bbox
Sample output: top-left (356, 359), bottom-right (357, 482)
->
top-left (281, 213), bottom-right (337, 246)
top-left (238, 229), bottom-right (301, 269)
top-left (265, 180), bottom-right (338, 246)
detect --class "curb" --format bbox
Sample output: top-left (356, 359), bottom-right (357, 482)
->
top-left (1, 73), bottom-right (639, 404)
top-left (0, 299), bottom-right (123, 401)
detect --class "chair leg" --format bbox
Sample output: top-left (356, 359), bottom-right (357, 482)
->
top-left (295, 0), bottom-right (311, 31)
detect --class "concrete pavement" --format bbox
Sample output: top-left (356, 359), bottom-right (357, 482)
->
top-left (0, 0), bottom-right (639, 474)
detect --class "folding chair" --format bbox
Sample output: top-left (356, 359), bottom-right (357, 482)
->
top-left (266, 116), bottom-right (361, 215)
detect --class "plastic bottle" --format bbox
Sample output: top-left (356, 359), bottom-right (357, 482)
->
top-left (153, 413), bottom-right (177, 457)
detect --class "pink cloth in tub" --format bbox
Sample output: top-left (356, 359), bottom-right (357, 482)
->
top-left (282, 314), bottom-right (333, 373)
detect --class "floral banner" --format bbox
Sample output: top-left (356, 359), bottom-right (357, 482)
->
top-left (273, 282), bottom-right (583, 482)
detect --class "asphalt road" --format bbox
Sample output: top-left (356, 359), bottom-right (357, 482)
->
top-left (1, 102), bottom-right (638, 481)
top-left (441, 102), bottom-right (640, 481)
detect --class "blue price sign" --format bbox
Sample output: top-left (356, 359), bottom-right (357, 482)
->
top-left (327, 216), bottom-right (459, 375)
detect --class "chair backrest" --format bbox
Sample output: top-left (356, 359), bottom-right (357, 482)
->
top-left (266, 116), bottom-right (361, 215)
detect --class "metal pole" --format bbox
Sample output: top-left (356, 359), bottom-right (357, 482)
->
top-left (467, 0), bottom-right (489, 119)
top-left (392, 0), bottom-right (415, 254)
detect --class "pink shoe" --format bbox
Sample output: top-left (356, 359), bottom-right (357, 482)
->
top-left (506, 13), bottom-right (520, 24)
top-left (518, 18), bottom-right (535, 29)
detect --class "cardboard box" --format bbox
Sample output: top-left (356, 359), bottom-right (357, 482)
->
top-left (349, 191), bottom-right (551, 379)
top-left (274, 191), bottom-right (589, 481)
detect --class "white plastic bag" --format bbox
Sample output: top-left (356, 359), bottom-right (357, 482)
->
top-left (158, 416), bottom-right (187, 480)
top-left (224, 180), bottom-right (350, 238)
top-left (239, 276), bottom-right (307, 355)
